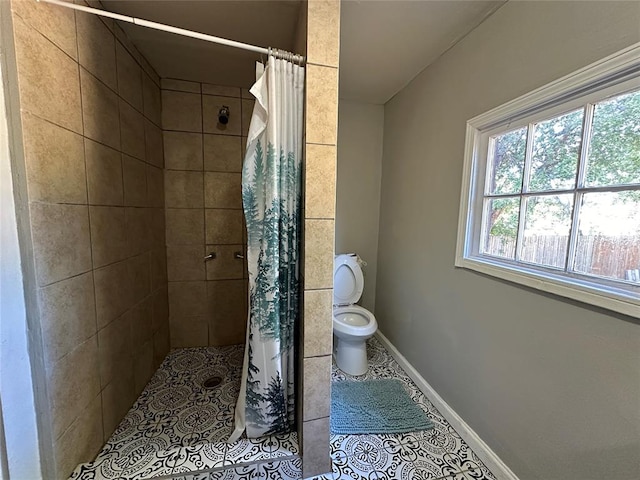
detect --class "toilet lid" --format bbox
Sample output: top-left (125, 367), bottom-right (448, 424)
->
top-left (333, 255), bottom-right (364, 306)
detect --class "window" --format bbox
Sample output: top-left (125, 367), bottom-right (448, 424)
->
top-left (456, 44), bottom-right (640, 318)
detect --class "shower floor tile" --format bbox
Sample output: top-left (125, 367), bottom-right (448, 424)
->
top-left (70, 344), bottom-right (297, 480)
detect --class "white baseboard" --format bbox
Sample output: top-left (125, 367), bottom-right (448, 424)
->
top-left (374, 331), bottom-right (520, 480)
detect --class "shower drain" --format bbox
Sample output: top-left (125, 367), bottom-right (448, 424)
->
top-left (202, 376), bottom-right (223, 389)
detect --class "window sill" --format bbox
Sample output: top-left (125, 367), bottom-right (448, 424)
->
top-left (455, 255), bottom-right (640, 319)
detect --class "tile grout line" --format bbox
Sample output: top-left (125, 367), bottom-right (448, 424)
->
top-left (19, 107), bottom-right (161, 165)
top-left (200, 81), bottom-right (209, 344)
top-left (72, 3), bottom-right (109, 447)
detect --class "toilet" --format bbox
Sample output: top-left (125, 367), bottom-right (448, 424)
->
top-left (332, 254), bottom-right (378, 375)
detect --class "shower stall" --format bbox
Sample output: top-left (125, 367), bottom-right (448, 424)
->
top-left (0, 0), bottom-right (339, 478)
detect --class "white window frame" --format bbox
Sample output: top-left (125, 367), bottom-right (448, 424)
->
top-left (456, 42), bottom-right (640, 319)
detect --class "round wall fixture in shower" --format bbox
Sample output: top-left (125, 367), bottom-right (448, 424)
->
top-left (218, 106), bottom-right (230, 125)
top-left (202, 376), bottom-right (223, 389)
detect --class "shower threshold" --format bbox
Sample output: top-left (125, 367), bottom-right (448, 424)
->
top-left (70, 345), bottom-right (299, 479)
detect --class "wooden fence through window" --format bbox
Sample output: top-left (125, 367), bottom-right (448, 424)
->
top-left (485, 235), bottom-right (640, 281)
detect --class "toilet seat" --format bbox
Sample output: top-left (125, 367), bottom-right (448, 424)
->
top-left (333, 254), bottom-right (364, 306)
top-left (333, 305), bottom-right (377, 337)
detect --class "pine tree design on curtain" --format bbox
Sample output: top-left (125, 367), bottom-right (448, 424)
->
top-left (242, 139), bottom-right (301, 435)
top-left (230, 56), bottom-right (304, 440)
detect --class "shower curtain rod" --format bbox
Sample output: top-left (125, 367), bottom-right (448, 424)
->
top-left (37, 0), bottom-right (305, 64)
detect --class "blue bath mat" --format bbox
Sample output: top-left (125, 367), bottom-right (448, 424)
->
top-left (330, 379), bottom-right (434, 434)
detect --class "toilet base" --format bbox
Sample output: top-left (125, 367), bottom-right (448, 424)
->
top-left (334, 335), bottom-right (368, 376)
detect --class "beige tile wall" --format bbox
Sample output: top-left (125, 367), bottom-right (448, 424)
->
top-left (8, 0), bottom-right (169, 477)
top-left (299, 0), bottom-right (340, 478)
top-left (9, 0), bottom-right (337, 475)
top-left (161, 79), bottom-right (252, 348)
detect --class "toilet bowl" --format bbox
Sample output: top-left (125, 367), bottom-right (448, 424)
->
top-left (333, 254), bottom-right (377, 375)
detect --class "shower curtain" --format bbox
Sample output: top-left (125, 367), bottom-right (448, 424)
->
top-left (229, 52), bottom-right (304, 440)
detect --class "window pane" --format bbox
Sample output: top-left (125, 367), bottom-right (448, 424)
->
top-left (573, 191), bottom-right (640, 283)
top-left (487, 127), bottom-right (527, 195)
top-left (481, 197), bottom-right (520, 259)
top-left (585, 90), bottom-right (640, 187)
top-left (519, 194), bottom-right (574, 269)
top-left (528, 109), bottom-right (583, 192)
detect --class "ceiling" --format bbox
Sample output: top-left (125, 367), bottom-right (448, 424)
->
top-left (339, 0), bottom-right (505, 104)
top-left (102, 0), bottom-right (301, 88)
top-left (102, 0), bottom-right (505, 103)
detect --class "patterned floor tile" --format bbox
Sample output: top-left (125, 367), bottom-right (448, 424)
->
top-left (468, 451), bottom-right (498, 479)
top-left (260, 457), bottom-right (302, 479)
top-left (421, 424), bottom-right (466, 458)
top-left (331, 453), bottom-right (379, 480)
top-left (446, 467), bottom-right (499, 480)
top-left (168, 443), bottom-right (226, 474)
top-left (450, 437), bottom-right (491, 469)
top-left (328, 338), bottom-right (498, 480)
top-left (378, 431), bottom-right (436, 463)
top-left (330, 434), bottom-right (385, 461)
top-left (172, 462), bottom-right (264, 480)
top-left (87, 440), bottom-right (174, 479)
top-left (225, 432), bottom-right (299, 465)
top-left (142, 384), bottom-right (195, 416)
top-left (349, 443), bottom-right (392, 474)
top-left (373, 458), bottom-right (445, 480)
top-left (210, 462), bottom-right (263, 479)
top-left (169, 474), bottom-right (212, 480)
top-left (72, 343), bottom-right (298, 480)
top-left (93, 412), bottom-right (156, 461)
top-left (73, 337), bottom-right (498, 480)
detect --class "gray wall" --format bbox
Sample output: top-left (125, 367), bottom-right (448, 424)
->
top-left (336, 100), bottom-right (384, 311)
top-left (376, 2), bottom-right (640, 479)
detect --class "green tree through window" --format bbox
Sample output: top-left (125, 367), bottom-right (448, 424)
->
top-left (481, 89), bottom-right (640, 282)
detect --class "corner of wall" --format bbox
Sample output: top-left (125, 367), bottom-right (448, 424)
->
top-left (300, 0), bottom-right (341, 477)
top-left (0, 1), bottom-right (53, 477)
top-left (4, 0), bottom-right (169, 474)
top-left (293, 0), bottom-right (308, 56)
